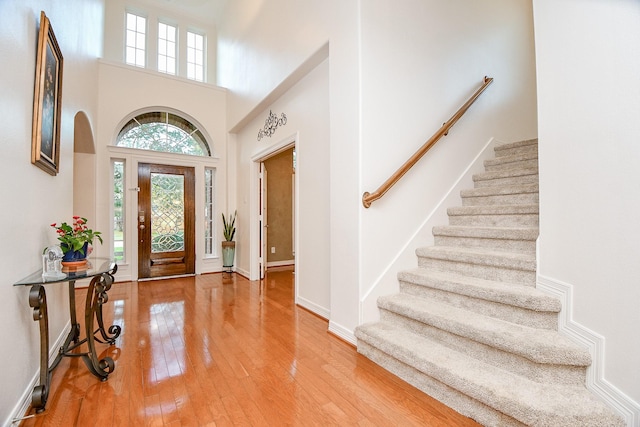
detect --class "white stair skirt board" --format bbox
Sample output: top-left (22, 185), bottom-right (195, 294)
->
top-left (355, 139), bottom-right (626, 426)
top-left (537, 274), bottom-right (640, 426)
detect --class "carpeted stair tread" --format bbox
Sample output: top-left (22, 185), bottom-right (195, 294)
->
top-left (483, 151), bottom-right (538, 174)
top-left (473, 167), bottom-right (538, 183)
top-left (376, 293), bottom-right (589, 365)
top-left (460, 183), bottom-right (538, 198)
top-left (447, 204), bottom-right (539, 227)
top-left (356, 138), bottom-right (622, 424)
top-left (484, 150), bottom-right (538, 166)
top-left (493, 138), bottom-right (538, 151)
top-left (448, 204), bottom-right (539, 216)
top-left (493, 139), bottom-right (538, 158)
top-left (398, 268), bottom-right (559, 312)
top-left (416, 245), bottom-right (536, 271)
top-left (432, 225), bottom-right (538, 241)
top-left (355, 322), bottom-right (623, 427)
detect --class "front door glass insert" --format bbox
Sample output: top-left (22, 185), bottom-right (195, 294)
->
top-left (151, 172), bottom-right (185, 253)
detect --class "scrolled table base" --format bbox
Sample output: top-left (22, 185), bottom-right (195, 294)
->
top-left (29, 264), bottom-right (119, 413)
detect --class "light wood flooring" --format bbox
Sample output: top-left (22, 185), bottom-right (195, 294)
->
top-left (20, 268), bottom-right (480, 426)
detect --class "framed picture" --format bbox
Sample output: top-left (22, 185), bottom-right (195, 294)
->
top-left (31, 11), bottom-right (63, 176)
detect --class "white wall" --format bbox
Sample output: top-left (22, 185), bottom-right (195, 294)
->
top-left (103, 0), bottom-right (218, 84)
top-left (0, 1), bottom-right (104, 424)
top-left (359, 0), bottom-right (538, 319)
top-left (533, 0), bottom-right (640, 407)
top-left (218, 0), bottom-right (537, 340)
top-left (234, 59), bottom-right (330, 316)
top-left (218, 0), bottom-right (361, 340)
top-left (95, 61), bottom-right (228, 280)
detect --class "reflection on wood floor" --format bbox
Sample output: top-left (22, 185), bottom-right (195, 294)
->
top-left (20, 268), bottom-right (479, 426)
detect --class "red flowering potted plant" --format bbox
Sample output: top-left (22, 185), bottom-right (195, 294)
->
top-left (51, 216), bottom-right (103, 263)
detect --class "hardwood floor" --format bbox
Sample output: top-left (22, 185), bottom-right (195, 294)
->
top-left (20, 269), bottom-right (480, 426)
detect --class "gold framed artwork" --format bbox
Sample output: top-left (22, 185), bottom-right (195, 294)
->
top-left (31, 11), bottom-right (63, 176)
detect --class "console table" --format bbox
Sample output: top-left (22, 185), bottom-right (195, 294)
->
top-left (14, 258), bottom-right (120, 413)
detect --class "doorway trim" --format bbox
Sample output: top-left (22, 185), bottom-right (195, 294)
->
top-left (250, 132), bottom-right (299, 296)
top-left (107, 144), bottom-right (222, 282)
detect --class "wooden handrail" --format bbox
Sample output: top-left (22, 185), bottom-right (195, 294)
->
top-left (362, 76), bottom-right (494, 208)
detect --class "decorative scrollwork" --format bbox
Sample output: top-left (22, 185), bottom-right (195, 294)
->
top-left (257, 110), bottom-right (287, 141)
top-left (29, 285), bottom-right (46, 321)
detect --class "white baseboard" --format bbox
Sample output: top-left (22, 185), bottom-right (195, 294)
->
top-left (328, 320), bottom-right (356, 346)
top-left (235, 267), bottom-right (250, 278)
top-left (296, 296), bottom-right (329, 320)
top-left (537, 274), bottom-right (640, 427)
top-left (5, 321), bottom-right (72, 427)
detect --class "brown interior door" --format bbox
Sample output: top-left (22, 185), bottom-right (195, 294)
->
top-left (138, 163), bottom-right (195, 279)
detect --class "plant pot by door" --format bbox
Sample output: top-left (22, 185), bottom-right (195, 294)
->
top-left (221, 241), bottom-right (236, 271)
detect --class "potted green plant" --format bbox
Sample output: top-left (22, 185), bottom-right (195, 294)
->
top-left (51, 216), bottom-right (103, 263)
top-left (221, 210), bottom-right (236, 271)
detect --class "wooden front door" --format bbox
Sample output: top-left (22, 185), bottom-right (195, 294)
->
top-left (138, 163), bottom-right (195, 279)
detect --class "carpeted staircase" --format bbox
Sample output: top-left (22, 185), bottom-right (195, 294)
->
top-left (355, 139), bottom-right (624, 426)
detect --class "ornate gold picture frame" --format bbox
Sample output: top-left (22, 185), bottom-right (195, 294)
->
top-left (31, 11), bottom-right (63, 176)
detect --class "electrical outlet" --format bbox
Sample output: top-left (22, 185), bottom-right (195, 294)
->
top-left (271, 247), bottom-right (275, 254)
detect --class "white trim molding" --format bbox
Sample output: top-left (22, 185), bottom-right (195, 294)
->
top-left (537, 274), bottom-right (640, 427)
top-left (296, 297), bottom-right (329, 321)
top-left (328, 321), bottom-right (356, 346)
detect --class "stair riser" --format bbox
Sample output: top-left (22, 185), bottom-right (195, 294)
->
top-left (434, 235), bottom-right (536, 254)
top-left (484, 158), bottom-right (538, 172)
top-left (357, 327), bottom-right (622, 427)
top-left (356, 137), bottom-right (625, 427)
top-left (379, 310), bottom-right (585, 386)
top-left (494, 144), bottom-right (538, 158)
top-left (416, 256), bottom-right (536, 286)
top-left (399, 281), bottom-right (557, 329)
top-left (474, 174), bottom-right (539, 188)
top-left (462, 192), bottom-right (538, 206)
top-left (356, 341), bottom-right (527, 427)
top-left (449, 213), bottom-right (539, 227)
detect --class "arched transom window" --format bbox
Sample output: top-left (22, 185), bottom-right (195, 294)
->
top-left (116, 111), bottom-right (211, 156)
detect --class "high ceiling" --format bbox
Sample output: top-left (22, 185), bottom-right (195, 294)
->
top-left (143, 0), bottom-right (229, 25)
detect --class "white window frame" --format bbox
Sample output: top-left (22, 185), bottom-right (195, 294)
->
top-left (186, 31), bottom-right (205, 82)
top-left (204, 167), bottom-right (216, 257)
top-left (157, 22), bottom-right (177, 75)
top-left (111, 159), bottom-right (126, 263)
top-left (125, 12), bottom-right (146, 68)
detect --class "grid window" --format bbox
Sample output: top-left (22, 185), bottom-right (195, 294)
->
top-left (158, 22), bottom-right (176, 75)
top-left (187, 31), bottom-right (204, 82)
top-left (113, 160), bottom-right (125, 262)
top-left (126, 13), bottom-right (146, 67)
top-left (204, 168), bottom-right (215, 255)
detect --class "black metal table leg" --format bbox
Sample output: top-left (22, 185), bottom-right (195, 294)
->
top-left (15, 258), bottom-right (119, 413)
top-left (28, 285), bottom-right (49, 413)
top-left (80, 272), bottom-right (116, 379)
top-left (92, 271), bottom-right (121, 344)
top-left (68, 280), bottom-right (81, 343)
